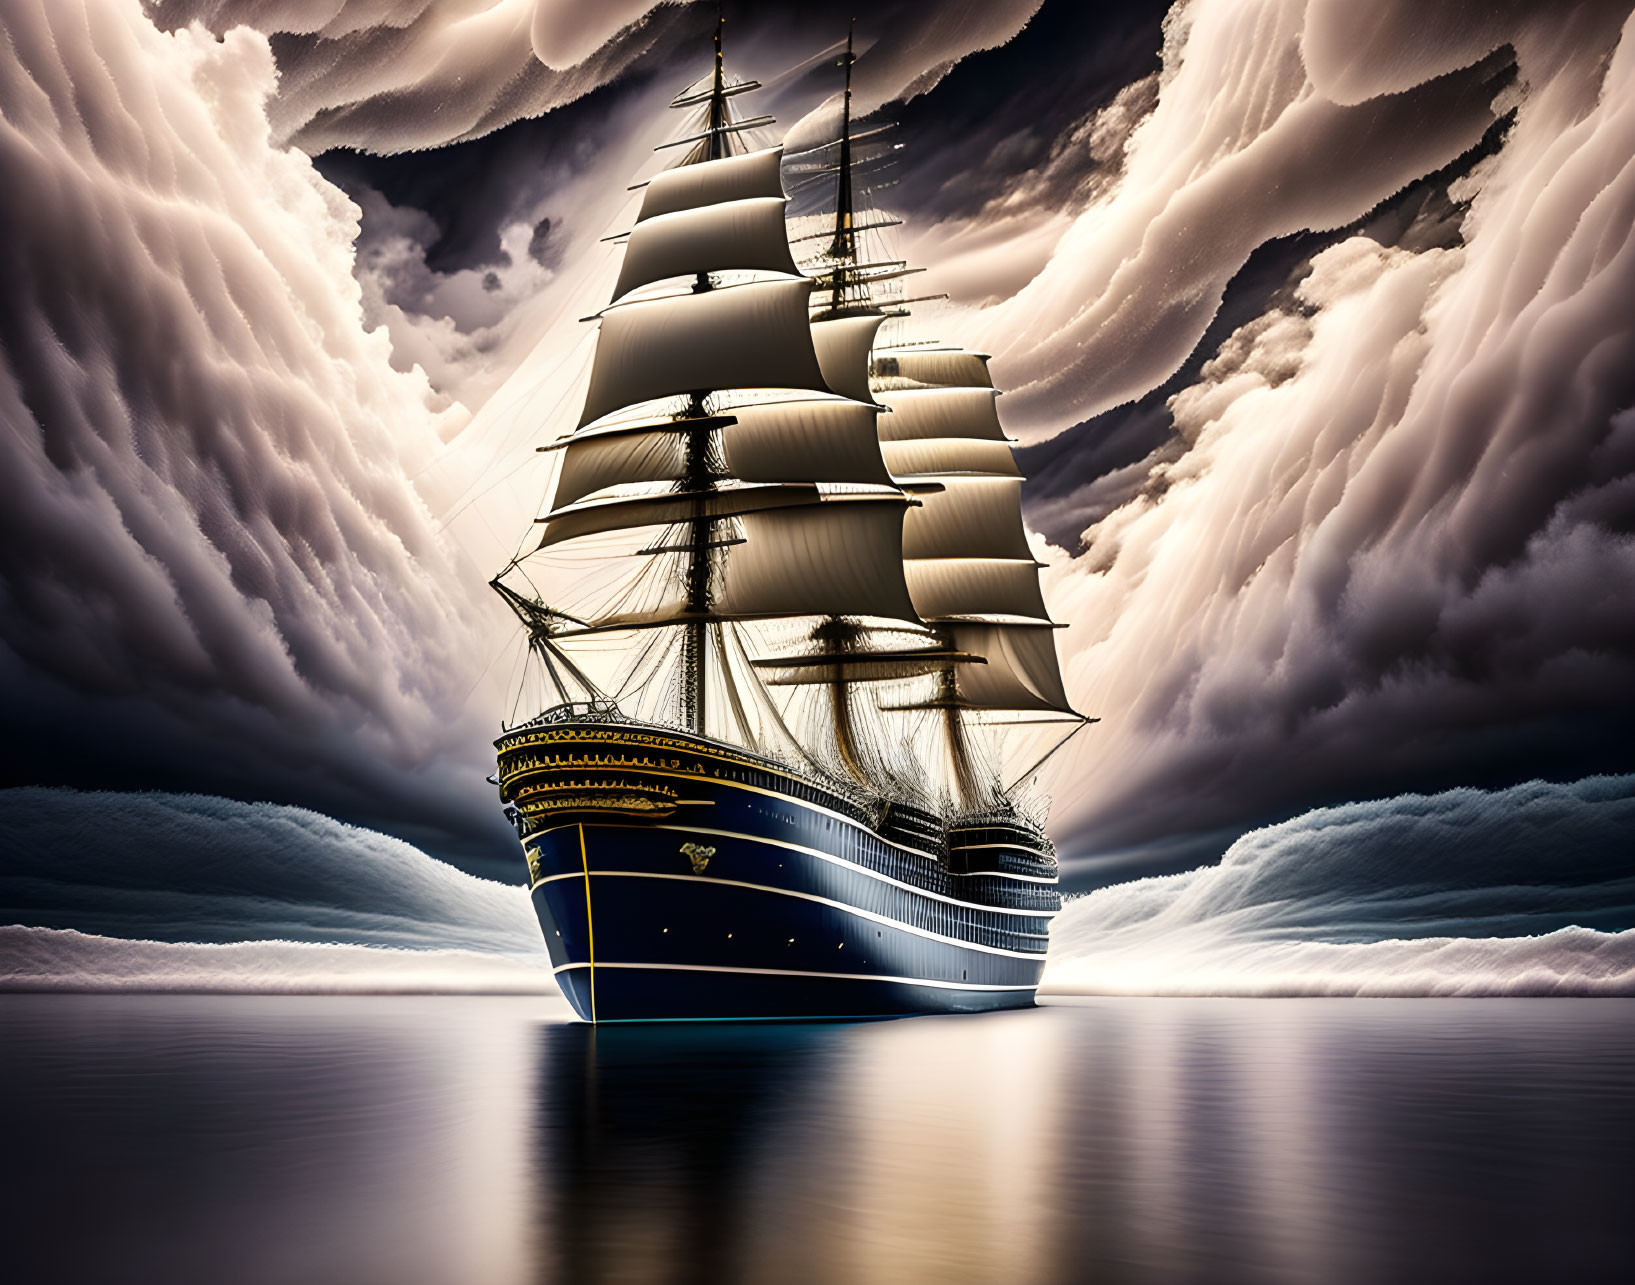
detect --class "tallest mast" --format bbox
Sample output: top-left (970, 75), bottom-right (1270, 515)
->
top-left (707, 8), bottom-right (730, 161)
top-left (679, 6), bottom-right (736, 734)
top-left (829, 20), bottom-right (857, 263)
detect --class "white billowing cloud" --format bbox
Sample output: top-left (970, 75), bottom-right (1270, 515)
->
top-left (783, 0), bottom-right (1044, 151)
top-left (145, 0), bottom-right (690, 152)
top-left (1039, 1), bottom-right (1635, 858)
top-left (530, 0), bottom-right (676, 69)
top-left (145, 0), bottom-right (1043, 158)
top-left (1044, 776), bottom-right (1635, 995)
top-left (912, 0), bottom-right (1508, 436)
top-left (0, 0), bottom-right (511, 859)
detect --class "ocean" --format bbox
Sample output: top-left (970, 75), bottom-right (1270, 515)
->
top-left (4, 994), bottom-right (1632, 1284)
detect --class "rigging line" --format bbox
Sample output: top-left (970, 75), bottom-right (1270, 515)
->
top-left (713, 621), bottom-right (757, 746)
top-left (454, 628), bottom-right (526, 715)
top-left (725, 622), bottom-right (827, 777)
top-left (429, 330), bottom-right (594, 527)
top-left (1003, 717), bottom-right (1095, 795)
top-left (411, 325), bottom-right (594, 487)
top-left (438, 441), bottom-right (549, 541)
top-left (505, 627), bottom-right (531, 726)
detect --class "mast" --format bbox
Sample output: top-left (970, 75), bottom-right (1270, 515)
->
top-left (830, 21), bottom-right (857, 265)
top-left (872, 346), bottom-right (1086, 810)
top-left (823, 22), bottom-right (864, 777)
top-left (679, 8), bottom-right (732, 734)
top-left (514, 23), bottom-right (925, 755)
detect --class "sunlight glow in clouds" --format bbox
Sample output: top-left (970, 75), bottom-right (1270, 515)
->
top-left (1, 0), bottom-right (1630, 887)
top-left (0, 0), bottom-right (509, 861)
top-left (1026, 0), bottom-right (1635, 856)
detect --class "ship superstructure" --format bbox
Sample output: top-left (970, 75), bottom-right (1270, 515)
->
top-left (492, 19), bottom-right (1089, 1021)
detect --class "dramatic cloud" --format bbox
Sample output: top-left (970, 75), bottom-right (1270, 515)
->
top-left (1045, 776), bottom-right (1635, 995)
top-left (1024, 0), bottom-right (1635, 864)
top-left (0, 788), bottom-right (541, 952)
top-left (931, 0), bottom-right (1512, 433)
top-left (5, 0), bottom-right (1632, 906)
top-left (0, 0), bottom-right (514, 867)
top-left (144, 0), bottom-right (693, 154)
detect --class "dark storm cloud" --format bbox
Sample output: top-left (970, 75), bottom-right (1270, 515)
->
top-left (145, 0), bottom-right (699, 153)
top-left (868, 0), bottom-right (1170, 228)
top-left (1041, 0), bottom-right (1635, 864)
top-left (0, 0), bottom-right (1075, 871)
top-left (289, 0), bottom-right (1066, 410)
top-left (0, 0), bottom-right (515, 870)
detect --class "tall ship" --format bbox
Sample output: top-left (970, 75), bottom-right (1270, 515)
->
top-left (491, 20), bottom-right (1090, 1022)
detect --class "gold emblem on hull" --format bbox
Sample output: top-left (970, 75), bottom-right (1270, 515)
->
top-left (680, 842), bottom-right (716, 874)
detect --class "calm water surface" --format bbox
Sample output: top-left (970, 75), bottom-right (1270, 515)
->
top-left (3, 995), bottom-right (1632, 1284)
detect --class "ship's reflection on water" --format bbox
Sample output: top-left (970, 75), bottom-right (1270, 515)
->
top-left (535, 1001), bottom-right (1635, 1284)
top-left (538, 1014), bottom-right (1062, 1283)
top-left (4, 995), bottom-right (1634, 1284)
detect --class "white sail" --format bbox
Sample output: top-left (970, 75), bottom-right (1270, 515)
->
top-left (579, 278), bottom-right (832, 428)
top-left (724, 399), bottom-right (896, 487)
top-left (904, 558), bottom-right (1050, 623)
top-left (551, 399), bottom-right (897, 509)
top-left (552, 428), bottom-right (687, 511)
top-left (901, 476), bottom-right (1033, 562)
top-left (536, 482), bottom-right (818, 549)
top-left (873, 347), bottom-right (993, 390)
top-left (612, 197), bottom-right (799, 303)
top-left (880, 437), bottom-right (1020, 479)
top-left (636, 146), bottom-right (786, 222)
top-left (561, 497), bottom-right (920, 628)
top-left (811, 314), bottom-right (885, 404)
top-left (875, 387), bottom-right (1006, 442)
top-left (948, 623), bottom-right (1074, 714)
top-left (715, 499), bottom-right (921, 623)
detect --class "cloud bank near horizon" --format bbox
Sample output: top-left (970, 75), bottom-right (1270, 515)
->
top-left (1045, 776), bottom-right (1635, 996)
top-left (0, 788), bottom-right (542, 952)
top-left (0, 0), bottom-right (521, 868)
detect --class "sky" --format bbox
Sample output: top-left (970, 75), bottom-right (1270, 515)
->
top-left (1, 0), bottom-right (1632, 888)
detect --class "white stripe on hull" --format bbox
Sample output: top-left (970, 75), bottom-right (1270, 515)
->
top-left (552, 960), bottom-right (1039, 992)
top-left (535, 868), bottom-right (1048, 957)
top-left (528, 821), bottom-right (1058, 918)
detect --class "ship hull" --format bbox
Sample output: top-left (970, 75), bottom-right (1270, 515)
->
top-left (498, 715), bottom-right (1057, 1022)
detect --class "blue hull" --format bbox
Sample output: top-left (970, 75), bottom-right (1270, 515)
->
top-left (498, 715), bottom-right (1058, 1022)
